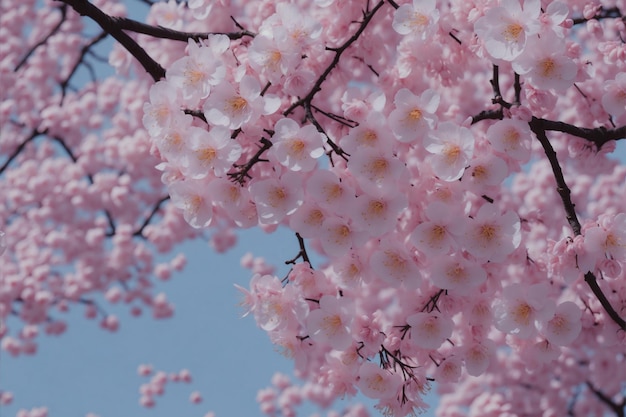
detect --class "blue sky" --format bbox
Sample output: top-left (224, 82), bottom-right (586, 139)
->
top-left (1, 226), bottom-right (439, 417)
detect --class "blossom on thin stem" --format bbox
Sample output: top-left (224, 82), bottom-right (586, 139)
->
top-left (392, 0), bottom-right (440, 40)
top-left (474, 0), bottom-right (541, 61)
top-left (166, 38), bottom-right (227, 106)
top-left (203, 76), bottom-right (281, 130)
top-left (269, 118), bottom-right (326, 172)
top-left (181, 126), bottom-right (242, 178)
top-left (512, 36), bottom-right (577, 92)
top-left (306, 295), bottom-right (353, 350)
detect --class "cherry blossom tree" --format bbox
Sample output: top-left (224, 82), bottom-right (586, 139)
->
top-left (1, 0), bottom-right (626, 416)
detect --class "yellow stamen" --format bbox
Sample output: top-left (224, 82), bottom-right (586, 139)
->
top-left (540, 58), bottom-right (556, 77)
top-left (513, 303), bottom-right (532, 325)
top-left (503, 23), bottom-right (523, 41)
top-left (228, 96), bottom-right (248, 113)
top-left (196, 147), bottom-right (217, 164)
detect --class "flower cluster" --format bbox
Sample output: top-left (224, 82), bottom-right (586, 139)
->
top-left (3, 0), bottom-right (626, 416)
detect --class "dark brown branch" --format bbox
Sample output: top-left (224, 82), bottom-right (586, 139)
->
top-left (538, 118), bottom-right (625, 150)
top-left (60, 31), bottom-right (108, 99)
top-left (586, 381), bottom-right (625, 417)
top-left (283, 0), bottom-right (385, 118)
top-left (51, 135), bottom-right (117, 236)
top-left (227, 137), bottom-right (273, 185)
top-left (57, 0), bottom-right (166, 81)
top-left (0, 129), bottom-right (44, 174)
top-left (133, 196), bottom-right (170, 237)
top-left (421, 289), bottom-right (445, 313)
top-left (530, 118), bottom-right (626, 331)
top-left (572, 6), bottom-right (623, 25)
top-left (114, 16), bottom-right (255, 41)
top-left (284, 233), bottom-right (312, 267)
top-left (15, 6), bottom-right (67, 71)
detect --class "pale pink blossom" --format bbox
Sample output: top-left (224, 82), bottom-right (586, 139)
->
top-left (352, 190), bottom-right (407, 237)
top-left (349, 148), bottom-right (407, 194)
top-left (512, 37), bottom-right (577, 92)
top-left (463, 340), bottom-right (495, 376)
top-left (356, 362), bottom-right (402, 400)
top-left (429, 254), bottom-right (487, 291)
top-left (407, 312), bottom-right (454, 350)
top-left (168, 178), bottom-right (214, 228)
top-left (181, 126), bottom-right (242, 178)
top-left (537, 301), bottom-right (582, 346)
top-left (424, 122), bottom-right (475, 182)
top-left (248, 34), bottom-right (300, 84)
top-left (269, 118), bottom-right (326, 172)
top-left (143, 81), bottom-right (180, 137)
top-left (392, 0), bottom-right (440, 40)
top-left (388, 88), bottom-right (439, 143)
top-left (463, 204), bottom-right (521, 262)
top-left (249, 173), bottom-right (304, 225)
top-left (486, 118), bottom-right (533, 162)
top-left (409, 201), bottom-right (465, 256)
top-left (474, 0), bottom-right (541, 61)
top-left (306, 295), bottom-right (353, 350)
top-left (167, 38), bottom-right (227, 105)
top-left (601, 73), bottom-right (626, 122)
top-left (319, 217), bottom-right (366, 256)
top-left (493, 283), bottom-right (555, 338)
top-left (370, 242), bottom-right (422, 288)
top-left (203, 76), bottom-right (281, 130)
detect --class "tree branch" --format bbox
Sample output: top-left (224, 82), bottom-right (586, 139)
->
top-left (530, 118), bottom-right (626, 331)
top-left (57, 0), bottom-right (166, 81)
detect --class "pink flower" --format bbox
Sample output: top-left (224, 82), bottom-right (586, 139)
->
top-left (249, 173), bottom-right (304, 225)
top-left (189, 391), bottom-right (203, 404)
top-left (435, 356), bottom-right (462, 383)
top-left (341, 112), bottom-right (392, 153)
top-left (288, 203), bottom-right (327, 238)
top-left (306, 295), bottom-right (353, 350)
top-left (369, 242), bottom-right (422, 288)
top-left (463, 204), bottom-right (521, 263)
top-left (581, 213), bottom-right (626, 271)
top-left (388, 88), bottom-right (439, 143)
top-left (352, 189), bottom-right (407, 237)
top-left (493, 283), bottom-right (555, 338)
top-left (305, 170), bottom-right (356, 213)
top-left (143, 81), bottom-right (180, 137)
top-left (356, 362), bottom-right (402, 400)
top-left (349, 148), bottom-right (407, 194)
top-left (203, 76), bottom-right (281, 130)
top-left (168, 178), bottom-right (214, 229)
top-left (319, 217), bottom-right (366, 257)
top-left (392, 0), bottom-right (440, 40)
top-left (248, 34), bottom-right (300, 84)
top-left (180, 126), bottom-right (242, 178)
top-left (463, 339), bottom-right (495, 376)
top-left (512, 37), bottom-right (577, 92)
top-left (601, 73), bottom-right (626, 122)
top-left (166, 38), bottom-right (227, 105)
top-left (486, 118), bottom-right (533, 162)
top-left (409, 201), bottom-right (465, 256)
top-left (407, 312), bottom-right (454, 350)
top-left (474, 0), bottom-right (541, 61)
top-left (424, 122), bottom-right (475, 182)
top-left (429, 254), bottom-right (487, 292)
top-left (269, 118), bottom-right (326, 172)
top-left (537, 301), bottom-right (582, 346)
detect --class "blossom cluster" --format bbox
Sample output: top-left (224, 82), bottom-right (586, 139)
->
top-left (2, 0), bottom-right (625, 416)
top-left (137, 0), bottom-right (626, 415)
